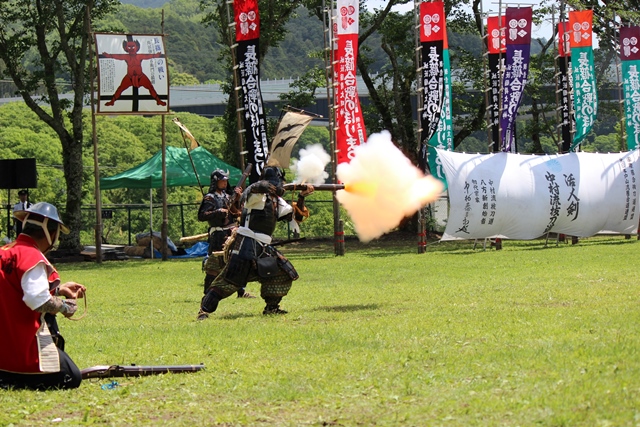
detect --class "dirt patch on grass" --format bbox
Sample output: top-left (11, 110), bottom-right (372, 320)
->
top-left (279, 230), bottom-right (443, 254)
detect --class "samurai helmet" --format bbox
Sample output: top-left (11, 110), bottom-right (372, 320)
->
top-left (210, 169), bottom-right (229, 184)
top-left (14, 202), bottom-right (69, 246)
top-left (261, 165), bottom-right (285, 196)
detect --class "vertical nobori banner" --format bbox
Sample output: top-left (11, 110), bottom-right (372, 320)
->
top-left (235, 0), bottom-right (268, 183)
top-left (620, 26), bottom-right (640, 150)
top-left (557, 22), bottom-right (573, 152)
top-left (95, 34), bottom-right (169, 114)
top-left (499, 7), bottom-right (532, 152)
top-left (335, 0), bottom-right (366, 165)
top-left (487, 16), bottom-right (505, 151)
top-left (419, 1), bottom-right (445, 156)
top-left (569, 10), bottom-right (597, 151)
top-left (422, 2), bottom-right (452, 187)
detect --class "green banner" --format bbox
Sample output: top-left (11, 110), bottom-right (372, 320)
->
top-left (622, 60), bottom-right (640, 150)
top-left (571, 46), bottom-right (598, 151)
top-left (428, 49), bottom-right (453, 190)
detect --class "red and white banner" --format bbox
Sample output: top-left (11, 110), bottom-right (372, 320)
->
top-left (234, 0), bottom-right (260, 41)
top-left (569, 10), bottom-right (593, 48)
top-left (335, 0), bottom-right (366, 165)
top-left (558, 21), bottom-right (571, 58)
top-left (487, 16), bottom-right (505, 55)
top-left (95, 33), bottom-right (169, 114)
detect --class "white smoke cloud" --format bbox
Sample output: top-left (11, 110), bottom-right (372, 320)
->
top-left (336, 131), bottom-right (444, 242)
top-left (290, 143), bottom-right (331, 185)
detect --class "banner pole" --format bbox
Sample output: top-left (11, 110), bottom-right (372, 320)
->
top-left (226, 0), bottom-right (247, 174)
top-left (614, 16), bottom-right (626, 151)
top-left (414, 0), bottom-right (427, 254)
top-left (498, 0), bottom-right (503, 151)
top-left (160, 10), bottom-right (169, 261)
top-left (323, 0), bottom-right (343, 256)
top-left (552, 5), bottom-right (561, 150)
top-left (88, 0), bottom-right (103, 263)
top-left (480, 2), bottom-right (492, 152)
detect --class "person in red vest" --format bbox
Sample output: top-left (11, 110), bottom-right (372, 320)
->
top-left (0, 202), bottom-right (86, 390)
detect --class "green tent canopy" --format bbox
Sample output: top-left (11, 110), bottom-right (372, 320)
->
top-left (100, 146), bottom-right (241, 190)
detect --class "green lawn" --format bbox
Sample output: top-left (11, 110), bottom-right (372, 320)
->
top-left (1, 236), bottom-right (639, 426)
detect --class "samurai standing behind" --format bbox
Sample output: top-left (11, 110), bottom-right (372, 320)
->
top-left (197, 165), bottom-right (313, 319)
top-left (198, 169), bottom-right (254, 297)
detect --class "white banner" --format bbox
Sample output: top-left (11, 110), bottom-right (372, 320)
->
top-left (438, 149), bottom-right (640, 240)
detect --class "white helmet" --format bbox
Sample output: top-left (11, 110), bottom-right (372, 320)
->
top-left (14, 202), bottom-right (69, 246)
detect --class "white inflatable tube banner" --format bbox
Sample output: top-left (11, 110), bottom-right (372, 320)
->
top-left (437, 149), bottom-right (640, 240)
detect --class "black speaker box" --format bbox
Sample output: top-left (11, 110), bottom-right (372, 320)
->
top-left (0, 158), bottom-right (38, 189)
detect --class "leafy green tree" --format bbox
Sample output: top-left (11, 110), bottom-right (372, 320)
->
top-left (357, 4), bottom-right (417, 160)
top-left (170, 71), bottom-right (201, 86)
top-left (0, 99), bottom-right (229, 245)
top-left (199, 0), bottom-right (312, 168)
top-left (0, 0), bottom-right (119, 251)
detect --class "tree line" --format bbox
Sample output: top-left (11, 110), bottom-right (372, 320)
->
top-left (1, 0), bottom-right (639, 251)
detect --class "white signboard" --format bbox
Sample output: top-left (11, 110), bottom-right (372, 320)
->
top-left (95, 33), bottom-right (169, 114)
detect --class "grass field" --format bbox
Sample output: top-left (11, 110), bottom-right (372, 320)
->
top-left (1, 234), bottom-right (639, 426)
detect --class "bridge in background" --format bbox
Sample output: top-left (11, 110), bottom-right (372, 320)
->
top-left (0, 77), bottom-right (374, 124)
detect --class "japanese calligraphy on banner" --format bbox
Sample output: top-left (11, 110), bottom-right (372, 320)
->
top-left (438, 149), bottom-right (640, 240)
top-left (95, 33), bottom-right (169, 114)
top-left (418, 0), bottom-right (452, 187)
top-left (499, 7), bottom-right (532, 152)
top-left (419, 1), bottom-right (446, 147)
top-left (426, 47), bottom-right (453, 188)
top-left (557, 22), bottom-right (573, 152)
top-left (487, 16), bottom-right (505, 150)
top-left (335, 0), bottom-right (366, 165)
top-left (234, 0), bottom-right (268, 183)
top-left (569, 10), bottom-right (597, 151)
top-left (620, 26), bottom-right (640, 150)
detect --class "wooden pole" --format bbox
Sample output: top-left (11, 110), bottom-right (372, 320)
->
top-left (414, 0), bottom-right (427, 254)
top-left (226, 0), bottom-right (247, 173)
top-left (324, 0), bottom-right (343, 256)
top-left (88, 1), bottom-right (102, 263)
top-left (161, 10), bottom-right (168, 261)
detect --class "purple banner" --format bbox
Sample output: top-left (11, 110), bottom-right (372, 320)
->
top-left (499, 7), bottom-right (532, 152)
top-left (500, 43), bottom-right (531, 152)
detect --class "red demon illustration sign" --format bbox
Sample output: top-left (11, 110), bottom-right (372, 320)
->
top-left (95, 33), bottom-right (169, 114)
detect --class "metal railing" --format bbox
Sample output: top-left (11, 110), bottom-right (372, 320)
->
top-left (2, 197), bottom-right (448, 247)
